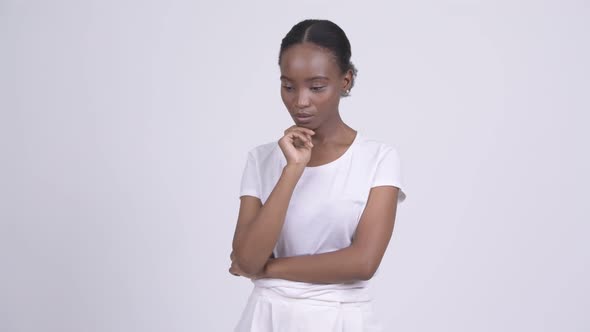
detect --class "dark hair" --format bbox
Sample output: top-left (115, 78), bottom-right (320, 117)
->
top-left (279, 19), bottom-right (358, 97)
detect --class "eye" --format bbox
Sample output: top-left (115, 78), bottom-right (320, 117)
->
top-left (310, 86), bottom-right (326, 92)
top-left (282, 85), bottom-right (294, 92)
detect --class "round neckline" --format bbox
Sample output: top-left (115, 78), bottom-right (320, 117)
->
top-left (303, 131), bottom-right (361, 171)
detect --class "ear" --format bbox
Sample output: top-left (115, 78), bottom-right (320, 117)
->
top-left (342, 69), bottom-right (353, 91)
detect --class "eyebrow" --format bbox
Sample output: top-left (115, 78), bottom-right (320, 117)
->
top-left (280, 75), bottom-right (330, 82)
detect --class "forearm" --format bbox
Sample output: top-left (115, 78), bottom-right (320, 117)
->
top-left (263, 245), bottom-right (371, 284)
top-left (234, 165), bottom-right (303, 274)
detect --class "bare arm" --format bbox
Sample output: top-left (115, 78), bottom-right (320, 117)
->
top-left (232, 164), bottom-right (304, 275)
top-left (260, 186), bottom-right (400, 283)
top-left (263, 246), bottom-right (366, 283)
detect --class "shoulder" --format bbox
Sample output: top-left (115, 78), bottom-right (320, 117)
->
top-left (356, 133), bottom-right (401, 160)
top-left (245, 139), bottom-right (283, 165)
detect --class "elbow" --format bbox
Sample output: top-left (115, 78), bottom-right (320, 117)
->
top-left (358, 268), bottom-right (375, 281)
top-left (357, 258), bottom-right (379, 281)
top-left (234, 249), bottom-right (265, 276)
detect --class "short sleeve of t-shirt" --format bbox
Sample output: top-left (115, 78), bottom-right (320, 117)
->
top-left (371, 146), bottom-right (407, 203)
top-left (239, 150), bottom-right (261, 199)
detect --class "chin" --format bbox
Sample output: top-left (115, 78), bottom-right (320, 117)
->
top-left (298, 123), bottom-right (318, 130)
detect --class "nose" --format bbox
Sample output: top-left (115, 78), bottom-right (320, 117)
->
top-left (295, 90), bottom-right (311, 108)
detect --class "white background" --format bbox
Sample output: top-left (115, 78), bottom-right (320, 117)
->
top-left (1, 0), bottom-right (589, 331)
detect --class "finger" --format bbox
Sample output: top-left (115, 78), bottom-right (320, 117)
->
top-left (230, 264), bottom-right (244, 277)
top-left (293, 127), bottom-right (315, 136)
top-left (285, 126), bottom-right (315, 137)
top-left (289, 129), bottom-right (312, 144)
top-left (295, 130), bottom-right (315, 147)
top-left (289, 131), bottom-right (313, 148)
top-left (290, 126), bottom-right (315, 137)
top-left (283, 127), bottom-right (313, 148)
top-left (228, 267), bottom-right (239, 276)
top-left (284, 125), bottom-right (298, 135)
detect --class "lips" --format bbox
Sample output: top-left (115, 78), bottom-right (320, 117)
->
top-left (294, 113), bottom-right (314, 123)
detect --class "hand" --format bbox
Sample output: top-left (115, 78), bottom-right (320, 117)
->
top-left (278, 125), bottom-right (315, 167)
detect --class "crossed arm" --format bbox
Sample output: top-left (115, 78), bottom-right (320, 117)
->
top-left (230, 182), bottom-right (400, 284)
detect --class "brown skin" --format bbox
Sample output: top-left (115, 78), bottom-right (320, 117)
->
top-left (279, 42), bottom-right (356, 156)
top-left (230, 42), bottom-right (400, 283)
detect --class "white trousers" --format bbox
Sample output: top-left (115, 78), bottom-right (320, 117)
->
top-left (234, 286), bottom-right (384, 332)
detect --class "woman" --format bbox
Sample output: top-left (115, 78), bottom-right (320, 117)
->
top-left (230, 19), bottom-right (407, 331)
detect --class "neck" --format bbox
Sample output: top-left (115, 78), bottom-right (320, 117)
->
top-left (310, 112), bottom-right (355, 145)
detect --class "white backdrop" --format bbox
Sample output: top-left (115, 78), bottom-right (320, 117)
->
top-left (1, 0), bottom-right (588, 331)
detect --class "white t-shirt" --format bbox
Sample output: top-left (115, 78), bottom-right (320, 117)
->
top-left (238, 132), bottom-right (407, 300)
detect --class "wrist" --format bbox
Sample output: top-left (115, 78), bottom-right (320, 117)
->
top-left (283, 164), bottom-right (305, 175)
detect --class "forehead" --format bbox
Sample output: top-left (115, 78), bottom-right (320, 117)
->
top-left (280, 42), bottom-right (340, 80)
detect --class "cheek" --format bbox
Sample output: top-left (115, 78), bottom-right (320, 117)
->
top-left (314, 88), bottom-right (340, 106)
top-left (280, 90), bottom-right (291, 106)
